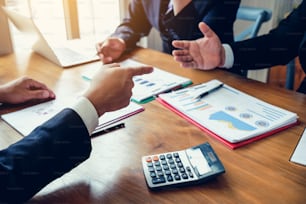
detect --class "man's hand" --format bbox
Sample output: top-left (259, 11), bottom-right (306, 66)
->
top-left (84, 63), bottom-right (153, 116)
top-left (172, 22), bottom-right (225, 70)
top-left (0, 77), bottom-right (55, 104)
top-left (96, 37), bottom-right (126, 64)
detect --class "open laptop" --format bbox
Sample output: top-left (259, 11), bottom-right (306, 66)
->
top-left (2, 7), bottom-right (100, 68)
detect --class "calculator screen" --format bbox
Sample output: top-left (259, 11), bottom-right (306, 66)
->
top-left (186, 148), bottom-right (212, 176)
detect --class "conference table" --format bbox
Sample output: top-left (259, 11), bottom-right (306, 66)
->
top-left (0, 47), bottom-right (305, 204)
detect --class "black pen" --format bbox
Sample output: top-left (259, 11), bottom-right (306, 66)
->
top-left (193, 83), bottom-right (224, 100)
top-left (91, 123), bottom-right (125, 137)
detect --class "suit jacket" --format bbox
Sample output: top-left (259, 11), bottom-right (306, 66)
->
top-left (230, 0), bottom-right (306, 93)
top-left (0, 108), bottom-right (92, 203)
top-left (112, 0), bottom-right (240, 54)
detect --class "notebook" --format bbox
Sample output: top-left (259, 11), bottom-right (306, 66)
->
top-left (1, 99), bottom-right (144, 136)
top-left (2, 7), bottom-right (99, 68)
top-left (82, 59), bottom-right (193, 103)
top-left (157, 79), bottom-right (298, 149)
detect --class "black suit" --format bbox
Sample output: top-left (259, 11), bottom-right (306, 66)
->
top-left (230, 0), bottom-right (306, 93)
top-left (0, 108), bottom-right (92, 203)
top-left (112, 0), bottom-right (240, 54)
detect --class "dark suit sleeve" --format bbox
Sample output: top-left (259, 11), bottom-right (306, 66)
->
top-left (195, 0), bottom-right (241, 43)
top-left (111, 0), bottom-right (152, 51)
top-left (230, 0), bottom-right (306, 71)
top-left (0, 108), bottom-right (92, 203)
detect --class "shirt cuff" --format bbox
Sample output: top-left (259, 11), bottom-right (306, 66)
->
top-left (221, 44), bottom-right (234, 69)
top-left (69, 97), bottom-right (99, 135)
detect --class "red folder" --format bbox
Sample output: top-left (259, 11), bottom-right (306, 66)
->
top-left (157, 97), bottom-right (298, 149)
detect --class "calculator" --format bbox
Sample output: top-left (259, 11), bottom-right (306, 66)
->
top-left (142, 142), bottom-right (225, 190)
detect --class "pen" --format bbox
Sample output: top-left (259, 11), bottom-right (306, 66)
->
top-left (193, 83), bottom-right (224, 100)
top-left (91, 122), bottom-right (125, 137)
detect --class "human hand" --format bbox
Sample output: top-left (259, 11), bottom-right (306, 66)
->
top-left (172, 22), bottom-right (225, 70)
top-left (84, 63), bottom-right (153, 116)
top-left (96, 37), bottom-right (126, 64)
top-left (0, 76), bottom-right (56, 104)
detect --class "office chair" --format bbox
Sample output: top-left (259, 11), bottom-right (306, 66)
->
top-left (235, 6), bottom-right (272, 41)
top-left (234, 6), bottom-right (272, 77)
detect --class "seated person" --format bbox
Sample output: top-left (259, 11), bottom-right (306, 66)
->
top-left (171, 0), bottom-right (306, 94)
top-left (96, 0), bottom-right (241, 64)
top-left (0, 64), bottom-right (153, 203)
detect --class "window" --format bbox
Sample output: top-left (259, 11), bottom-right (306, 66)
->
top-left (5, 0), bottom-right (122, 50)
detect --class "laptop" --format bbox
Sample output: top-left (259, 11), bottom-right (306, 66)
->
top-left (2, 7), bottom-right (100, 68)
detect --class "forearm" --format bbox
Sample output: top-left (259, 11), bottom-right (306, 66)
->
top-left (0, 108), bottom-right (93, 203)
top-left (111, 0), bottom-right (151, 50)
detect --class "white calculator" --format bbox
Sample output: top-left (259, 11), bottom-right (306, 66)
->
top-left (142, 142), bottom-right (225, 190)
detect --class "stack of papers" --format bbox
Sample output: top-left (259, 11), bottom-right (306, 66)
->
top-left (157, 79), bottom-right (298, 149)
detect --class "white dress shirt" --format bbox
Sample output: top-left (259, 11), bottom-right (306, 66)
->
top-left (70, 97), bottom-right (99, 135)
top-left (221, 44), bottom-right (234, 69)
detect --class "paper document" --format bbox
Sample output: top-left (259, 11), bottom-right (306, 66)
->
top-left (290, 128), bottom-right (306, 166)
top-left (1, 99), bottom-right (144, 136)
top-left (82, 59), bottom-right (192, 103)
top-left (158, 79), bottom-right (298, 146)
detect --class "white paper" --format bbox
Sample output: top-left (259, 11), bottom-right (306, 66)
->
top-left (290, 128), bottom-right (306, 166)
top-left (159, 79), bottom-right (298, 143)
top-left (1, 99), bottom-right (143, 136)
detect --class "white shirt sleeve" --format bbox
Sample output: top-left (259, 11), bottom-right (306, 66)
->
top-left (69, 97), bottom-right (99, 135)
top-left (220, 44), bottom-right (234, 69)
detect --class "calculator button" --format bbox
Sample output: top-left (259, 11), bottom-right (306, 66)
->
top-left (153, 155), bottom-right (159, 161)
top-left (167, 175), bottom-right (173, 182)
top-left (157, 171), bottom-right (164, 177)
top-left (154, 161), bottom-right (161, 166)
top-left (152, 176), bottom-right (166, 184)
top-left (148, 167), bottom-right (155, 172)
top-left (165, 170), bottom-right (171, 175)
top-left (182, 173), bottom-right (188, 179)
top-left (146, 157), bottom-right (152, 163)
top-left (173, 152), bottom-right (179, 158)
top-left (172, 169), bottom-right (178, 174)
top-left (179, 167), bottom-right (185, 173)
top-left (159, 155), bottom-right (166, 160)
top-left (150, 172), bottom-right (156, 178)
top-left (188, 172), bottom-right (194, 178)
top-left (177, 162), bottom-right (183, 168)
top-left (166, 154), bottom-right (172, 159)
top-left (168, 159), bottom-right (175, 164)
top-left (170, 164), bottom-right (176, 169)
top-left (161, 160), bottom-right (167, 165)
top-left (147, 163), bottom-right (153, 167)
top-left (186, 166), bottom-right (191, 172)
top-left (156, 166), bottom-right (162, 171)
top-left (163, 165), bottom-right (169, 170)
top-left (175, 158), bottom-right (181, 163)
top-left (174, 174), bottom-right (181, 181)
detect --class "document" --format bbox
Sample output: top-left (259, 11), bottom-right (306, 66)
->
top-left (82, 59), bottom-right (192, 103)
top-left (157, 79), bottom-right (298, 149)
top-left (290, 128), bottom-right (306, 166)
top-left (1, 99), bottom-right (144, 136)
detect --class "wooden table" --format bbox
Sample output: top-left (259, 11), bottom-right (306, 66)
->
top-left (1, 48), bottom-right (306, 204)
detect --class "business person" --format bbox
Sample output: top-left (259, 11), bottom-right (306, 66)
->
top-left (172, 1), bottom-right (306, 94)
top-left (96, 0), bottom-right (241, 64)
top-left (0, 63), bottom-right (153, 203)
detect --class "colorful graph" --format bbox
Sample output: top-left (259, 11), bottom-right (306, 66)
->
top-left (209, 111), bottom-right (257, 131)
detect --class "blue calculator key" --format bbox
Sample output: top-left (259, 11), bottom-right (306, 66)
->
top-left (152, 176), bottom-right (166, 184)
